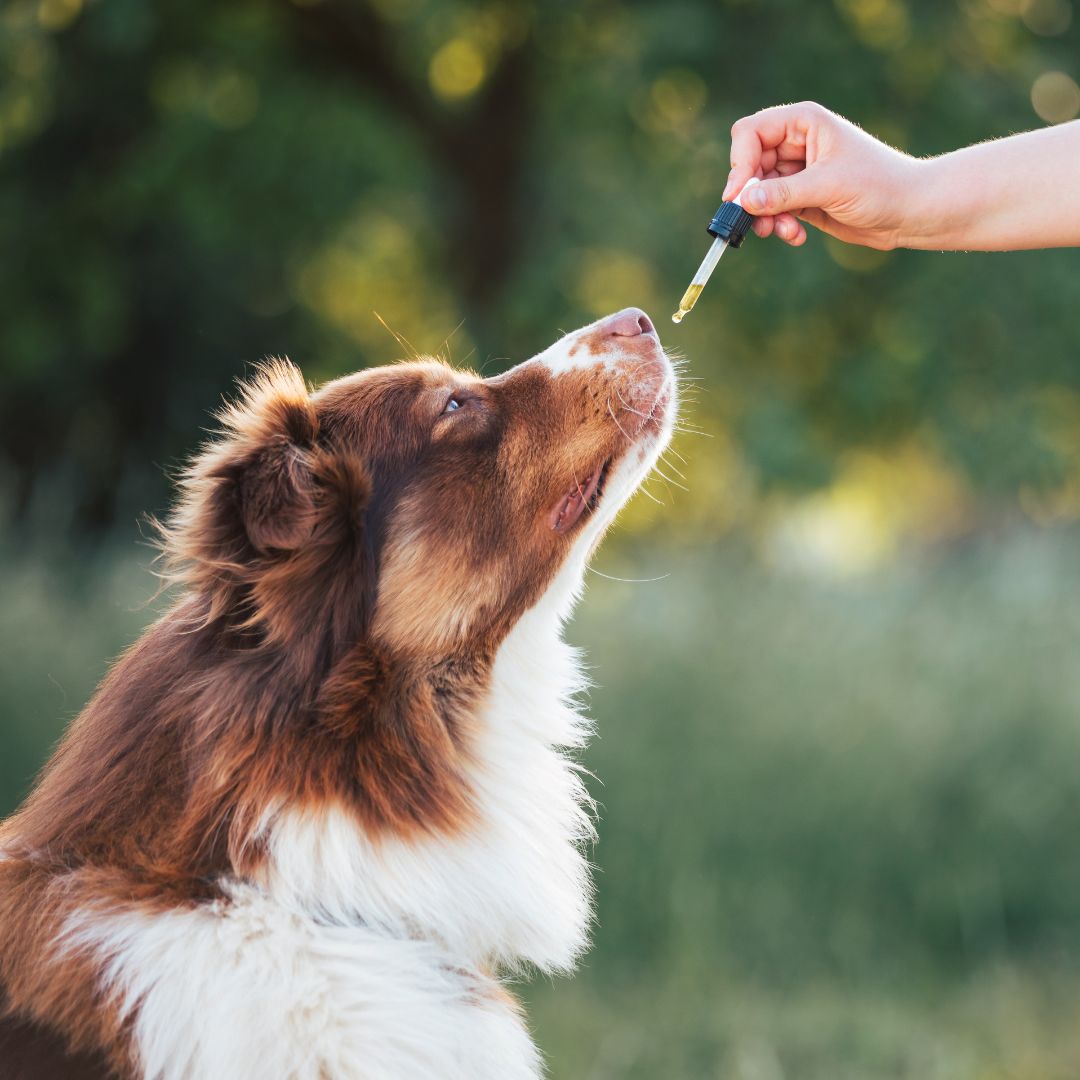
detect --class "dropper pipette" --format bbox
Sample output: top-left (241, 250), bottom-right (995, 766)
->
top-left (671, 177), bottom-right (760, 324)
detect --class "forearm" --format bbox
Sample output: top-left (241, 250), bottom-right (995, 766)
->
top-left (902, 122), bottom-right (1080, 251)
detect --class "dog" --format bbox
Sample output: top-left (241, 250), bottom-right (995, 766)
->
top-left (0, 307), bottom-right (676, 1079)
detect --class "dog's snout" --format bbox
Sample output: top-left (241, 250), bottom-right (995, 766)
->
top-left (531, 306), bottom-right (663, 379)
top-left (600, 308), bottom-right (655, 339)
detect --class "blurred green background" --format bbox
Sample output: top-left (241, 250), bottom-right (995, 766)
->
top-left (3, 0), bottom-right (1080, 1076)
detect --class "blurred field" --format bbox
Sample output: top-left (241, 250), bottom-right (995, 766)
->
top-left (6, 529), bottom-right (1080, 1077)
top-left (525, 529), bottom-right (1080, 1079)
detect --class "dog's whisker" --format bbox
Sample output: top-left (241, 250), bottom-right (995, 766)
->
top-left (659, 454), bottom-right (688, 481)
top-left (636, 481), bottom-right (664, 505)
top-left (652, 465), bottom-right (689, 492)
top-left (613, 386), bottom-right (649, 421)
top-left (372, 310), bottom-right (420, 359)
top-left (607, 399), bottom-right (635, 444)
top-left (587, 567), bottom-right (671, 584)
top-left (438, 318), bottom-right (467, 363)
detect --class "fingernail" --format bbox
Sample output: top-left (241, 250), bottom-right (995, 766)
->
top-left (745, 186), bottom-right (767, 211)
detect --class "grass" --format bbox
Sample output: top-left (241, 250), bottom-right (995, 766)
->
top-left (4, 530), bottom-right (1080, 1077)
top-left (527, 963), bottom-right (1080, 1079)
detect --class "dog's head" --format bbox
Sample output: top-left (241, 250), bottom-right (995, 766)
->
top-left (165, 308), bottom-right (676, 662)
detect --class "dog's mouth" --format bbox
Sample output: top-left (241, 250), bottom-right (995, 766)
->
top-left (550, 457), bottom-right (612, 533)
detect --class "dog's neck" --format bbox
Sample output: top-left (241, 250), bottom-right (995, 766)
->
top-left (253, 558), bottom-right (596, 972)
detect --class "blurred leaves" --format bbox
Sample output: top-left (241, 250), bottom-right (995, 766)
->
top-left (0, 0), bottom-right (1078, 545)
top-left (4, 3), bottom-right (1080, 1069)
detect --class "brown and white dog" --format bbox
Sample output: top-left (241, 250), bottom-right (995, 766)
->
top-left (0, 307), bottom-right (676, 1079)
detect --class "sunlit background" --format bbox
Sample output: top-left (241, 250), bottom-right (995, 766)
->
top-left (3, 0), bottom-right (1080, 1076)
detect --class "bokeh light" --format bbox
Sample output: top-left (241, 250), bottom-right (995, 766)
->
top-left (1031, 69), bottom-right (1080, 120)
top-left (1022, 0), bottom-right (1073, 35)
top-left (36, 0), bottom-right (80, 32)
top-left (429, 37), bottom-right (487, 101)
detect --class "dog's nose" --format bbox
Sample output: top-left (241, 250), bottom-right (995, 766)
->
top-left (599, 308), bottom-right (656, 338)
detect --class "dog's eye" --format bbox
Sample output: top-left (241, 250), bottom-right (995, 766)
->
top-left (443, 397), bottom-right (462, 414)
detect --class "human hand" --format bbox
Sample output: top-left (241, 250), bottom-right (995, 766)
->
top-left (724, 101), bottom-right (924, 250)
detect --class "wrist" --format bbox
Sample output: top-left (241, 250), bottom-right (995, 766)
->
top-left (896, 153), bottom-right (978, 250)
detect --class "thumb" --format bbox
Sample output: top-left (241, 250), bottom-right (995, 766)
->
top-left (740, 170), bottom-right (826, 216)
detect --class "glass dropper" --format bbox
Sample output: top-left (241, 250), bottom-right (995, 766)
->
top-left (671, 236), bottom-right (729, 323)
top-left (671, 177), bottom-right (760, 324)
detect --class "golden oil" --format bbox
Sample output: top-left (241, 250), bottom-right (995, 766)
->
top-left (671, 283), bottom-right (704, 324)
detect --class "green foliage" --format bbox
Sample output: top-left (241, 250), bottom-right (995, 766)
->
top-left (1, 0), bottom-right (1079, 532)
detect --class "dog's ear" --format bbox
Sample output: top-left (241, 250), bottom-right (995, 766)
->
top-left (161, 360), bottom-right (368, 589)
top-left (236, 410), bottom-right (319, 554)
top-left (221, 360), bottom-right (321, 554)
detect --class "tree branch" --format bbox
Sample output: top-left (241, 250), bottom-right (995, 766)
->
top-left (282, 0), bottom-right (536, 322)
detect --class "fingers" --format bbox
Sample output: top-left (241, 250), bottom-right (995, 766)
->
top-left (741, 167), bottom-right (826, 217)
top-left (749, 167), bottom-right (806, 244)
top-left (722, 102), bottom-right (842, 247)
top-left (773, 213), bottom-right (807, 245)
top-left (751, 215), bottom-right (774, 239)
top-left (751, 211), bottom-right (807, 245)
top-left (723, 101), bottom-right (829, 200)
top-left (746, 166), bottom-right (806, 244)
